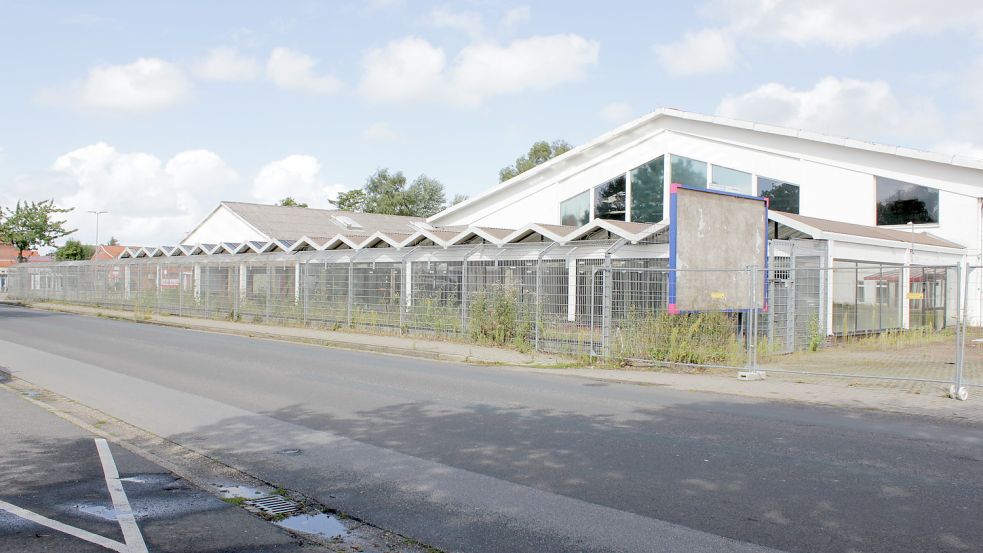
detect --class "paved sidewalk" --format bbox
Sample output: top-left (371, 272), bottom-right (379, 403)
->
top-left (27, 302), bottom-right (565, 366)
top-left (521, 367), bottom-right (983, 423)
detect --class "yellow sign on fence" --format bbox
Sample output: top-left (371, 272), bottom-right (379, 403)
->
top-left (710, 292), bottom-right (726, 300)
top-left (907, 292), bottom-right (925, 300)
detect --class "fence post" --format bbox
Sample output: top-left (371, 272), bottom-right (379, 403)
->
top-left (347, 257), bottom-right (354, 328)
top-left (232, 264), bottom-right (239, 322)
top-left (302, 262), bottom-right (309, 326)
top-left (460, 255), bottom-right (468, 336)
top-left (952, 264), bottom-right (969, 400)
top-left (601, 267), bottom-right (612, 359)
top-left (534, 243), bottom-right (556, 352)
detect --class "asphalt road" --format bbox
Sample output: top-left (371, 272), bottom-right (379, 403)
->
top-left (0, 373), bottom-right (328, 553)
top-left (1, 304), bottom-right (981, 553)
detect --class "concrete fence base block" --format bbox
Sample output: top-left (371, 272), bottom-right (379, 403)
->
top-left (738, 370), bottom-right (767, 381)
top-left (948, 385), bottom-right (969, 401)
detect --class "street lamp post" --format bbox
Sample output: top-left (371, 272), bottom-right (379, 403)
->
top-left (88, 210), bottom-right (108, 246)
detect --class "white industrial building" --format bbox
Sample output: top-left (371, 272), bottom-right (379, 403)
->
top-left (20, 108), bottom-right (983, 337)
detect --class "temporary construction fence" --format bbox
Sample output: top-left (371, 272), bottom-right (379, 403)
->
top-left (6, 240), bottom-right (975, 399)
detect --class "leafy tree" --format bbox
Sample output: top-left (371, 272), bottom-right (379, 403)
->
top-left (451, 193), bottom-right (469, 206)
top-left (331, 169), bottom-right (448, 217)
top-left (278, 197), bottom-right (309, 208)
top-left (0, 200), bottom-right (75, 262)
top-left (54, 239), bottom-right (95, 261)
top-left (404, 175), bottom-right (446, 217)
top-left (498, 139), bottom-right (573, 182)
top-left (106, 236), bottom-right (120, 246)
top-left (331, 189), bottom-right (368, 212)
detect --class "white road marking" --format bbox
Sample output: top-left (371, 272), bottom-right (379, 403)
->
top-left (0, 499), bottom-right (128, 552)
top-left (95, 438), bottom-right (150, 553)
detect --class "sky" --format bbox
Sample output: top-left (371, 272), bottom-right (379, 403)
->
top-left (3, 0), bottom-right (983, 247)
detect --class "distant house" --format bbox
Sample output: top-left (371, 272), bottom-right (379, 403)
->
top-left (91, 245), bottom-right (128, 261)
top-left (0, 244), bottom-right (40, 292)
top-left (180, 201), bottom-right (426, 245)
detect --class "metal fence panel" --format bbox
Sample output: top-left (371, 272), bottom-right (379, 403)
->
top-left (4, 249), bottom-right (972, 398)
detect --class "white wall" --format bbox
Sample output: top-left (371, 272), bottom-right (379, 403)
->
top-left (436, 123), bottom-right (982, 262)
top-left (181, 206), bottom-right (267, 245)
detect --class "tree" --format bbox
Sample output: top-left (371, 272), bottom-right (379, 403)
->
top-left (0, 200), bottom-right (75, 262)
top-left (278, 197), bottom-right (308, 208)
top-left (451, 193), bottom-right (469, 206)
top-left (331, 169), bottom-right (448, 218)
top-left (54, 239), bottom-right (95, 261)
top-left (106, 236), bottom-right (120, 246)
top-left (498, 140), bottom-right (573, 182)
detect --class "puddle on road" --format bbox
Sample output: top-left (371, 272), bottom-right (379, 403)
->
top-left (120, 474), bottom-right (178, 485)
top-left (215, 484), bottom-right (268, 499)
top-left (75, 503), bottom-right (118, 521)
top-left (275, 513), bottom-right (347, 539)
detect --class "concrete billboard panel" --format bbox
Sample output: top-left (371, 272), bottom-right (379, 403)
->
top-left (668, 185), bottom-right (768, 312)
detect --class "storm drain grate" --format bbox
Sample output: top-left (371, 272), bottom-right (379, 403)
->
top-left (244, 495), bottom-right (299, 516)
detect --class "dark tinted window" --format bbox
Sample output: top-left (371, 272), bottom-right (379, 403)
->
top-left (758, 177), bottom-right (800, 214)
top-left (670, 155), bottom-right (707, 188)
top-left (594, 175), bottom-right (626, 220)
top-left (630, 156), bottom-right (664, 223)
top-left (876, 177), bottom-right (938, 225)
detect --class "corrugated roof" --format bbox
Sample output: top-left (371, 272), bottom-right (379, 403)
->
top-left (222, 202), bottom-right (424, 241)
top-left (773, 211), bottom-right (964, 249)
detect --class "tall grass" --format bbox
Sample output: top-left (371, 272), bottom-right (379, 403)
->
top-left (615, 310), bottom-right (746, 365)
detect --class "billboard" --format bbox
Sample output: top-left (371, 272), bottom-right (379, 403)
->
top-left (668, 185), bottom-right (768, 312)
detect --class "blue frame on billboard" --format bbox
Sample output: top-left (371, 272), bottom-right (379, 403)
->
top-left (667, 183), bottom-right (770, 314)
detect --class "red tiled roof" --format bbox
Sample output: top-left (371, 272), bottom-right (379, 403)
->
top-left (0, 244), bottom-right (40, 263)
top-left (91, 245), bottom-right (128, 260)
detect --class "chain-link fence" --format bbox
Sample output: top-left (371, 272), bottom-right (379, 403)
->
top-left (6, 243), bottom-right (976, 399)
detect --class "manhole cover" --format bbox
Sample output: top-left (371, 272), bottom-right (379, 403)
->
top-left (244, 495), bottom-right (299, 516)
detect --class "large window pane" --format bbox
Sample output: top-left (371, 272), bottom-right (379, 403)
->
top-left (594, 175), bottom-right (626, 221)
top-left (630, 156), bottom-right (664, 223)
top-left (710, 165), bottom-right (751, 194)
top-left (670, 155), bottom-right (707, 188)
top-left (560, 191), bottom-right (590, 227)
top-left (876, 177), bottom-right (939, 225)
top-left (757, 177), bottom-right (800, 214)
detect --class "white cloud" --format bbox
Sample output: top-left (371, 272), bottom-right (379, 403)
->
top-left (653, 28), bottom-right (737, 76)
top-left (429, 8), bottom-right (484, 38)
top-left (360, 34), bottom-right (599, 107)
top-left (251, 155), bottom-right (347, 208)
top-left (657, 1), bottom-right (983, 77)
top-left (716, 76), bottom-right (942, 142)
top-left (38, 58), bottom-right (191, 112)
top-left (3, 143), bottom-right (239, 246)
top-left (711, 0), bottom-right (983, 50)
top-left (266, 47), bottom-right (342, 95)
top-left (598, 102), bottom-right (634, 125)
top-left (502, 6), bottom-right (531, 28)
top-left (194, 47), bottom-right (260, 81)
top-left (361, 122), bottom-right (398, 142)
top-left (360, 37), bottom-right (449, 104)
